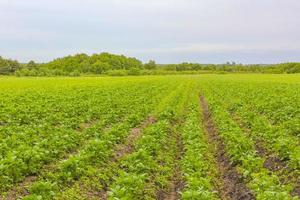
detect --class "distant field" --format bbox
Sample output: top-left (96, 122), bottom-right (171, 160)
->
top-left (0, 74), bottom-right (299, 200)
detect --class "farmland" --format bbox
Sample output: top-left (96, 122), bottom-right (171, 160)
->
top-left (0, 74), bottom-right (299, 200)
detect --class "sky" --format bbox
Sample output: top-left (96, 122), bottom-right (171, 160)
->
top-left (1, 0), bottom-right (300, 64)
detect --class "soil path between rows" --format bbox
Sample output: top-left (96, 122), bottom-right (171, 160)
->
top-left (200, 96), bottom-right (254, 200)
top-left (113, 116), bottom-right (156, 161)
top-left (96, 115), bottom-right (156, 199)
top-left (157, 121), bottom-right (185, 200)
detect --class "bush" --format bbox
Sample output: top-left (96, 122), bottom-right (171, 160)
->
top-left (106, 70), bottom-right (128, 76)
top-left (128, 68), bottom-right (141, 76)
top-left (69, 70), bottom-right (80, 77)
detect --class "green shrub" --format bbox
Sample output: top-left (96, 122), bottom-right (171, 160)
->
top-left (106, 70), bottom-right (128, 76)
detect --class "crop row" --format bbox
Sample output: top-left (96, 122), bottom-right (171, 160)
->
top-left (0, 78), bottom-right (178, 195)
top-left (55, 81), bottom-right (189, 199)
top-left (200, 80), bottom-right (300, 191)
top-left (1, 75), bottom-right (299, 199)
top-left (201, 85), bottom-right (298, 199)
top-left (19, 81), bottom-right (190, 199)
top-left (108, 83), bottom-right (191, 199)
top-left (180, 84), bottom-right (219, 199)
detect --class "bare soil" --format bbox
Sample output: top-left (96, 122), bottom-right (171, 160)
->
top-left (200, 96), bottom-right (254, 200)
top-left (2, 176), bottom-right (37, 200)
top-left (158, 124), bottom-right (185, 200)
top-left (96, 116), bottom-right (156, 199)
top-left (113, 116), bottom-right (156, 160)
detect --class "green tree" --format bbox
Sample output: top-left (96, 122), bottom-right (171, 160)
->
top-left (144, 60), bottom-right (157, 70)
top-left (92, 61), bottom-right (110, 74)
top-left (0, 56), bottom-right (20, 74)
top-left (27, 60), bottom-right (38, 69)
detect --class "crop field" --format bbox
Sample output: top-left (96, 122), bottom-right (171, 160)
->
top-left (0, 74), bottom-right (299, 200)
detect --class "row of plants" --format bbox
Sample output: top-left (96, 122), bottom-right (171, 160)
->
top-left (53, 81), bottom-right (190, 199)
top-left (0, 77), bottom-right (165, 136)
top-left (22, 114), bottom-right (145, 200)
top-left (107, 120), bottom-right (175, 199)
top-left (231, 102), bottom-right (300, 169)
top-left (180, 86), bottom-right (220, 199)
top-left (0, 77), bottom-right (176, 194)
top-left (217, 81), bottom-right (300, 136)
top-left (212, 86), bottom-right (300, 195)
top-left (201, 85), bottom-right (297, 200)
top-left (106, 81), bottom-right (191, 199)
top-left (1, 75), bottom-right (298, 199)
top-left (52, 81), bottom-right (190, 199)
top-left (18, 80), bottom-right (187, 199)
top-left (236, 83), bottom-right (299, 127)
top-left (202, 81), bottom-right (300, 179)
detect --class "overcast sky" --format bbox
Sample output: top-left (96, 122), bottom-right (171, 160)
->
top-left (1, 0), bottom-right (300, 64)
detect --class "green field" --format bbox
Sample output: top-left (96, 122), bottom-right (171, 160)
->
top-left (0, 74), bottom-right (299, 200)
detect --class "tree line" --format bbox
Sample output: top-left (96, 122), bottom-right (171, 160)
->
top-left (0, 53), bottom-right (300, 76)
top-left (0, 56), bottom-right (21, 75)
top-left (162, 62), bottom-right (300, 74)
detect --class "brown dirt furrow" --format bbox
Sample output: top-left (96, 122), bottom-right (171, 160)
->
top-left (1, 176), bottom-right (37, 200)
top-left (158, 126), bottom-right (185, 200)
top-left (113, 116), bottom-right (156, 160)
top-left (292, 184), bottom-right (300, 198)
top-left (255, 140), bottom-right (285, 172)
top-left (200, 96), bottom-right (254, 200)
top-left (0, 121), bottom-right (6, 127)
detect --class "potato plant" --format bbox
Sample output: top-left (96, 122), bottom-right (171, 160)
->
top-left (0, 75), bottom-right (299, 200)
